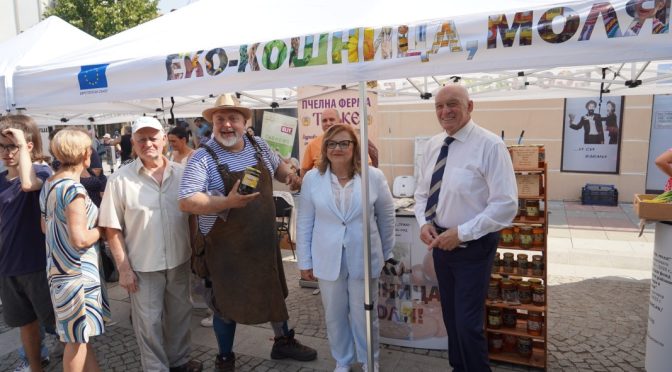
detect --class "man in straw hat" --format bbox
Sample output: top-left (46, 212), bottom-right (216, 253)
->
top-left (179, 95), bottom-right (315, 370)
top-left (100, 117), bottom-right (202, 372)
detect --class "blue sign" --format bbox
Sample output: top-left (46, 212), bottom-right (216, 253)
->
top-left (78, 64), bottom-right (109, 90)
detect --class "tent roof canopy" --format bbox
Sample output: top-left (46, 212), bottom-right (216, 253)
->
top-left (9, 0), bottom-right (672, 120)
top-left (0, 16), bottom-right (98, 111)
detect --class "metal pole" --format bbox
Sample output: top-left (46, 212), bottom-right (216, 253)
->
top-left (12, 0), bottom-right (21, 34)
top-left (358, 81), bottom-right (374, 371)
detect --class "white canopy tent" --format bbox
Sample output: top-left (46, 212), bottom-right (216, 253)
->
top-left (9, 0), bottom-right (672, 367)
top-left (10, 0), bottom-right (672, 113)
top-left (0, 16), bottom-right (98, 113)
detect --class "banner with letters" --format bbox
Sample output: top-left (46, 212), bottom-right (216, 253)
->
top-left (12, 0), bottom-right (672, 109)
top-left (297, 86), bottom-right (379, 169)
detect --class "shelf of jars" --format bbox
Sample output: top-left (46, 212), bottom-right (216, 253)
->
top-left (486, 316), bottom-right (546, 340)
top-left (487, 146), bottom-right (548, 370)
top-left (488, 341), bottom-right (546, 369)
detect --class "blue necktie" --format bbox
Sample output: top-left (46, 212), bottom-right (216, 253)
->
top-left (424, 136), bottom-right (455, 223)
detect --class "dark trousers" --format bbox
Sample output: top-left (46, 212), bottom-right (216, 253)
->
top-left (432, 232), bottom-right (498, 372)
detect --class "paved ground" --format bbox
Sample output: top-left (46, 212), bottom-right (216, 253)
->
top-left (0, 200), bottom-right (656, 371)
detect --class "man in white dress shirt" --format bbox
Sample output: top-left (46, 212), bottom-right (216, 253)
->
top-left (414, 85), bottom-right (517, 372)
top-left (100, 117), bottom-right (201, 372)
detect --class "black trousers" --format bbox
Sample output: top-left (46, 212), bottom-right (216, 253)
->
top-left (432, 231), bottom-right (499, 372)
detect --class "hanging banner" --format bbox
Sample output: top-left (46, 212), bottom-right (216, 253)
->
top-left (297, 86), bottom-right (379, 170)
top-left (13, 0), bottom-right (672, 108)
top-left (561, 96), bottom-right (624, 174)
top-left (379, 215), bottom-right (447, 350)
top-left (260, 111), bottom-right (297, 160)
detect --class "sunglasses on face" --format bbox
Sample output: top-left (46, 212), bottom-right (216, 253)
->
top-left (326, 140), bottom-right (353, 150)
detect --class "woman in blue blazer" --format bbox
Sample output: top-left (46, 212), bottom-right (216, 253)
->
top-left (297, 124), bottom-right (395, 372)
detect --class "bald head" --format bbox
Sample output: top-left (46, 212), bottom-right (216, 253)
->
top-left (321, 108), bottom-right (341, 132)
top-left (434, 84), bottom-right (473, 135)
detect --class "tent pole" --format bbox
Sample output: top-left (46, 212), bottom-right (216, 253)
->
top-left (358, 80), bottom-right (374, 372)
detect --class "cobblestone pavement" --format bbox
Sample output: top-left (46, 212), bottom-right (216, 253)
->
top-left (0, 196), bottom-right (654, 372)
top-left (0, 264), bottom-right (650, 372)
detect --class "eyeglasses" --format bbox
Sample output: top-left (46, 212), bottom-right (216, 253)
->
top-left (0, 144), bottom-right (19, 153)
top-left (326, 140), bottom-right (353, 150)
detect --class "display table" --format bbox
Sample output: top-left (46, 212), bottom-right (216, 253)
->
top-left (378, 210), bottom-right (447, 350)
top-left (646, 221), bottom-right (672, 372)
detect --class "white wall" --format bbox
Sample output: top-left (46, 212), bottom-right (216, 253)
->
top-left (0, 0), bottom-right (50, 43)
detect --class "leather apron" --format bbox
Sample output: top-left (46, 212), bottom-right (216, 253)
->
top-left (204, 158), bottom-right (289, 324)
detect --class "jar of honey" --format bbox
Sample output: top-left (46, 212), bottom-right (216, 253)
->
top-left (519, 226), bottom-right (533, 248)
top-left (528, 278), bottom-right (542, 289)
top-left (517, 336), bottom-right (533, 358)
top-left (538, 145), bottom-right (545, 168)
top-left (527, 311), bottom-right (543, 336)
top-left (525, 200), bottom-right (540, 220)
top-left (517, 199), bottom-right (525, 219)
top-left (509, 276), bottom-right (523, 286)
top-left (500, 227), bottom-right (514, 246)
top-left (501, 280), bottom-right (518, 304)
top-left (533, 285), bottom-right (546, 306)
top-left (532, 225), bottom-right (544, 247)
top-left (502, 308), bottom-right (517, 328)
top-left (503, 334), bottom-right (517, 353)
top-left (492, 252), bottom-right (500, 273)
top-left (513, 226), bottom-right (521, 246)
top-left (487, 280), bottom-right (500, 301)
top-left (238, 167), bottom-right (261, 195)
top-left (518, 282), bottom-right (532, 304)
top-left (487, 307), bottom-right (502, 329)
top-left (532, 255), bottom-right (544, 276)
top-left (488, 332), bottom-right (503, 353)
top-left (502, 253), bottom-right (515, 273)
top-left (517, 253), bottom-right (529, 275)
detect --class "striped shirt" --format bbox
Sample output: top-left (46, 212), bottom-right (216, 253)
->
top-left (179, 136), bottom-right (279, 234)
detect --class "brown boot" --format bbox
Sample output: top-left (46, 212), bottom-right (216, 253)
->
top-left (214, 352), bottom-right (235, 372)
top-left (270, 329), bottom-right (317, 361)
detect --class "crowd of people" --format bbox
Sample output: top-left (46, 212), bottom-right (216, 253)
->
top-left (0, 86), bottom-right (523, 372)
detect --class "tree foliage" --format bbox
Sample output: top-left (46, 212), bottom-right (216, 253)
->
top-left (44, 0), bottom-right (160, 39)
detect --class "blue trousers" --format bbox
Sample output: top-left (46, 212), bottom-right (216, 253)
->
top-left (432, 232), bottom-right (498, 372)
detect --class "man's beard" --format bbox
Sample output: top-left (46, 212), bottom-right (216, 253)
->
top-left (220, 132), bottom-right (240, 147)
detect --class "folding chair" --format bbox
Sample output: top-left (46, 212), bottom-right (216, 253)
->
top-left (273, 196), bottom-right (295, 259)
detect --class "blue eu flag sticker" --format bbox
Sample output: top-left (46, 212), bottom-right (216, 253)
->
top-left (78, 64), bottom-right (109, 90)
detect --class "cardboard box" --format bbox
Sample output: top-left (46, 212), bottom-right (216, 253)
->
top-left (517, 174), bottom-right (541, 197)
top-left (634, 194), bottom-right (672, 221)
top-left (510, 145), bottom-right (542, 170)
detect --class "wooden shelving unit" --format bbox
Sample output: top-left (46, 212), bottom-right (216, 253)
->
top-left (486, 147), bottom-right (548, 370)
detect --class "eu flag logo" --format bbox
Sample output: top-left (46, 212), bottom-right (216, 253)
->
top-left (78, 64), bottom-right (109, 90)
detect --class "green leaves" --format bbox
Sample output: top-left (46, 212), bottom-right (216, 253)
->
top-left (44, 0), bottom-right (160, 39)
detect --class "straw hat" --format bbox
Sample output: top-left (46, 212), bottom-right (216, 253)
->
top-left (202, 94), bottom-right (252, 122)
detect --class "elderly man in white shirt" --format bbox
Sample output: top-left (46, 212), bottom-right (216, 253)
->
top-left (99, 117), bottom-right (202, 372)
top-left (414, 85), bottom-right (517, 372)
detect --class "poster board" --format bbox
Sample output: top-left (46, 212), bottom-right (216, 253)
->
top-left (646, 95), bottom-right (672, 193)
top-left (379, 215), bottom-right (447, 350)
top-left (260, 111), bottom-right (297, 160)
top-left (561, 96), bottom-right (624, 174)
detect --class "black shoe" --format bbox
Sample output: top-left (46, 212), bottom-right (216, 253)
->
top-left (169, 360), bottom-right (203, 372)
top-left (215, 353), bottom-right (235, 372)
top-left (270, 329), bottom-right (317, 361)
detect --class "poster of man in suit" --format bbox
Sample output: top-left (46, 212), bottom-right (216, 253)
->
top-left (561, 96), bottom-right (624, 174)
